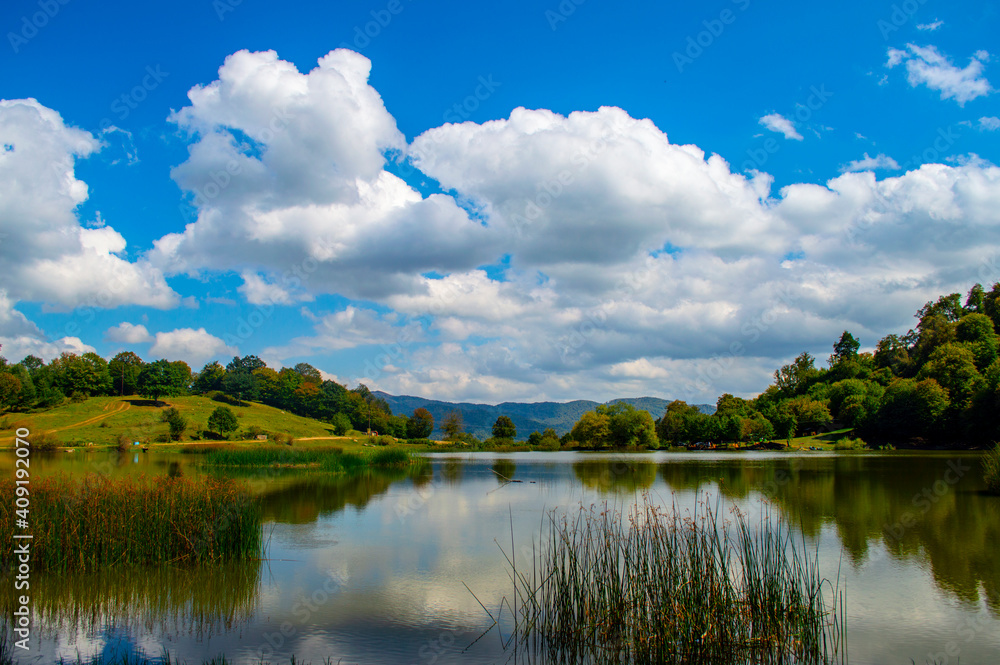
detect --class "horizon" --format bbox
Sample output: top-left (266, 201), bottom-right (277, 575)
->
top-left (2, 0), bottom-right (999, 405)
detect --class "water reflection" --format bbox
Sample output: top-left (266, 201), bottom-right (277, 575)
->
top-left (1, 561), bottom-right (260, 638)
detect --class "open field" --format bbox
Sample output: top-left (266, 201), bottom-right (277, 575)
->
top-left (0, 395), bottom-right (338, 448)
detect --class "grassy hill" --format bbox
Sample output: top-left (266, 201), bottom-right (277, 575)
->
top-left (377, 393), bottom-right (714, 440)
top-left (0, 395), bottom-right (336, 448)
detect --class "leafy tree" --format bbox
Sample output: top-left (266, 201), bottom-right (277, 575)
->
top-left (917, 293), bottom-right (964, 323)
top-left (656, 400), bottom-right (703, 444)
top-left (965, 283), bottom-right (986, 314)
top-left (595, 402), bottom-right (658, 448)
top-left (442, 410), bottom-right (465, 441)
top-left (293, 362), bottom-right (322, 384)
top-left (4, 364), bottom-right (35, 408)
top-left (874, 334), bottom-right (911, 376)
top-left (223, 369), bottom-right (258, 402)
top-left (492, 415), bottom-right (517, 440)
top-left (983, 282), bottom-right (1000, 333)
top-left (330, 412), bottom-right (352, 435)
top-left (407, 408), bottom-right (434, 439)
top-left (784, 396), bottom-right (832, 434)
top-left (207, 406), bottom-right (239, 437)
top-left (226, 355), bottom-right (267, 374)
top-left (739, 414), bottom-right (774, 443)
top-left (0, 373), bottom-right (22, 410)
top-left (570, 410), bottom-right (611, 448)
top-left (137, 360), bottom-right (183, 403)
top-left (773, 352), bottom-right (818, 396)
top-left (160, 407), bottom-right (187, 441)
top-left (109, 351), bottom-right (144, 396)
top-left (20, 355), bottom-right (43, 375)
top-left (917, 343), bottom-right (984, 411)
top-left (956, 313), bottom-right (999, 370)
top-left (52, 352), bottom-right (112, 396)
top-left (193, 361), bottom-right (226, 393)
top-left (168, 361), bottom-right (192, 394)
top-left (715, 394), bottom-right (753, 419)
top-left (830, 330), bottom-right (860, 365)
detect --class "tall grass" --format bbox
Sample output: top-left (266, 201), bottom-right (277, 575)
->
top-left (504, 496), bottom-right (846, 664)
top-left (984, 443), bottom-right (1000, 494)
top-left (0, 475), bottom-right (261, 571)
top-left (200, 446), bottom-right (416, 471)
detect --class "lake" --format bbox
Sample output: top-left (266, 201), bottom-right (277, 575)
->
top-left (3, 450), bottom-right (999, 664)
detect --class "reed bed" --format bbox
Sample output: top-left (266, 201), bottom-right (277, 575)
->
top-left (0, 475), bottom-right (262, 571)
top-left (505, 496), bottom-right (846, 664)
top-left (983, 443), bottom-right (1000, 494)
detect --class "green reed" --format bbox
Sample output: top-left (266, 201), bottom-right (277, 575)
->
top-left (0, 475), bottom-right (262, 571)
top-left (505, 496), bottom-right (846, 664)
top-left (984, 443), bottom-right (1000, 494)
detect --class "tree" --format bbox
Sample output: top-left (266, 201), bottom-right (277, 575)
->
top-left (774, 352), bottom-right (818, 396)
top-left (293, 362), bottom-right (322, 384)
top-left (442, 410), bottom-right (464, 441)
top-left (595, 403), bottom-right (658, 448)
top-left (193, 361), bottom-right (226, 393)
top-left (570, 410), bottom-right (611, 448)
top-left (331, 412), bottom-right (352, 435)
top-left (109, 351), bottom-right (144, 396)
top-left (137, 360), bottom-right (181, 403)
top-left (161, 407), bottom-right (187, 441)
top-left (407, 408), bottom-right (434, 439)
top-left (492, 415), bottom-right (517, 440)
top-left (956, 313), bottom-right (999, 370)
top-left (207, 406), bottom-right (239, 437)
top-left (965, 283), bottom-right (986, 314)
top-left (830, 330), bottom-right (860, 366)
top-left (917, 343), bottom-right (984, 411)
top-left (656, 400), bottom-right (703, 444)
top-left (0, 373), bottom-right (22, 410)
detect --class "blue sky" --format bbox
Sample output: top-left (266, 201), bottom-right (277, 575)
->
top-left (1, 0), bottom-right (998, 404)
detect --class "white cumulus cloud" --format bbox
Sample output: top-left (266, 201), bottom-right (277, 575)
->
top-left (104, 322), bottom-right (154, 344)
top-left (841, 153), bottom-right (901, 172)
top-left (149, 328), bottom-right (237, 366)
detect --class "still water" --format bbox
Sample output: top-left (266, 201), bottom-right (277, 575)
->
top-left (4, 451), bottom-right (999, 664)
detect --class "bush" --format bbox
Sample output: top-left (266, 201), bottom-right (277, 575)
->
top-left (70, 391), bottom-right (88, 403)
top-left (371, 434), bottom-right (395, 446)
top-left (983, 443), bottom-right (1000, 494)
top-left (275, 432), bottom-right (295, 446)
top-left (116, 433), bottom-right (131, 453)
top-left (406, 438), bottom-right (432, 445)
top-left (32, 431), bottom-right (61, 452)
top-left (243, 424), bottom-right (266, 439)
top-left (212, 392), bottom-right (248, 407)
top-left (330, 413), bottom-right (352, 436)
top-left (161, 407), bottom-right (187, 441)
top-left (833, 436), bottom-right (868, 450)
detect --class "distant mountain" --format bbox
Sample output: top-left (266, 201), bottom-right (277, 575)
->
top-left (375, 392), bottom-right (714, 440)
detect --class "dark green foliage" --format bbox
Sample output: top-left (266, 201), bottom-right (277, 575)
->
top-left (137, 359), bottom-right (184, 402)
top-left (492, 414), bottom-right (517, 440)
top-left (161, 406), bottom-right (187, 441)
top-left (407, 407), bottom-right (434, 439)
top-left (108, 351), bottom-right (144, 396)
top-left (331, 412), bottom-right (352, 435)
top-left (207, 406), bottom-right (239, 436)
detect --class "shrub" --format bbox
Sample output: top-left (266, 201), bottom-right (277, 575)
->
top-left (275, 432), bottom-right (295, 446)
top-left (116, 433), bottom-right (131, 453)
top-left (70, 391), bottom-right (88, 403)
top-left (32, 431), bottom-right (61, 452)
top-left (161, 407), bottom-right (187, 441)
top-left (833, 436), bottom-right (867, 450)
top-left (983, 443), bottom-right (1000, 494)
top-left (372, 434), bottom-right (395, 446)
top-left (330, 413), bottom-right (352, 436)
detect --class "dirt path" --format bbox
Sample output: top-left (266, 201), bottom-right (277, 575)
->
top-left (47, 400), bottom-right (131, 433)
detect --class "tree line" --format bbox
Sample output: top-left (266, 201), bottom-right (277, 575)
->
top-left (0, 351), bottom-right (436, 440)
